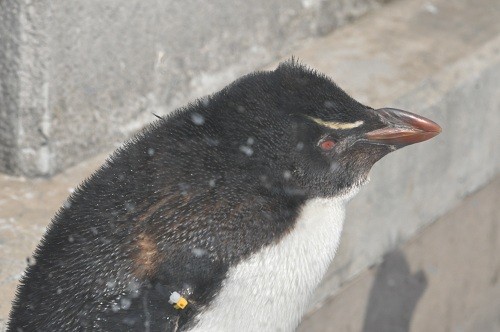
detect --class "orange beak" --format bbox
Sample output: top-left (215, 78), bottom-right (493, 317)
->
top-left (365, 108), bottom-right (442, 146)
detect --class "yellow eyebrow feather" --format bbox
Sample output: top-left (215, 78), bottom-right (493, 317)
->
top-left (306, 116), bottom-right (364, 130)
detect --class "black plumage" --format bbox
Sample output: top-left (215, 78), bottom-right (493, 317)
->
top-left (7, 60), bottom-right (440, 331)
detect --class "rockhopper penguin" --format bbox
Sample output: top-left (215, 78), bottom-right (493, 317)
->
top-left (8, 60), bottom-right (441, 331)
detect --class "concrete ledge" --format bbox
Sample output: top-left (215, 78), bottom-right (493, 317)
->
top-left (298, 176), bottom-right (500, 331)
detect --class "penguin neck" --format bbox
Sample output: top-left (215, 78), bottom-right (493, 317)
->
top-left (190, 192), bottom-right (354, 332)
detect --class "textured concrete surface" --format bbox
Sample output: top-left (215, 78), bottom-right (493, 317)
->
top-left (0, 0), bottom-right (390, 177)
top-left (298, 176), bottom-right (500, 332)
top-left (0, 1), bottom-right (21, 174)
top-left (0, 1), bottom-right (50, 177)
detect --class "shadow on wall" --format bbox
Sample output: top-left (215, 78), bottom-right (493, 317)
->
top-left (362, 249), bottom-right (428, 332)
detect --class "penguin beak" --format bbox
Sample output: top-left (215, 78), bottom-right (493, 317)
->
top-left (365, 108), bottom-right (441, 147)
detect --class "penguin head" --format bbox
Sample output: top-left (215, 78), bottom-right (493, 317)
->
top-left (178, 61), bottom-right (441, 200)
top-left (264, 61), bottom-right (441, 198)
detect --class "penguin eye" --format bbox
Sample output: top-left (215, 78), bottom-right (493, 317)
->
top-left (319, 139), bottom-right (336, 151)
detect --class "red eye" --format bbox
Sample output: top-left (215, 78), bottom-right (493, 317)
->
top-left (320, 140), bottom-right (336, 151)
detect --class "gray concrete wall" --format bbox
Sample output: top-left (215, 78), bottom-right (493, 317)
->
top-left (1, 1), bottom-right (51, 176)
top-left (284, 0), bottom-right (500, 308)
top-left (0, 0), bottom-right (389, 177)
top-left (0, 1), bottom-right (21, 174)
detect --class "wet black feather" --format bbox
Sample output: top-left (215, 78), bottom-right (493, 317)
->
top-left (8, 61), bottom-right (389, 331)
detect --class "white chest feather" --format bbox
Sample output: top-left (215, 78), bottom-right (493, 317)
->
top-left (188, 195), bottom-right (351, 332)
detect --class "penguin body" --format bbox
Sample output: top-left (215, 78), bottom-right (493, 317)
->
top-left (8, 61), bottom-right (440, 331)
top-left (189, 195), bottom-right (351, 331)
